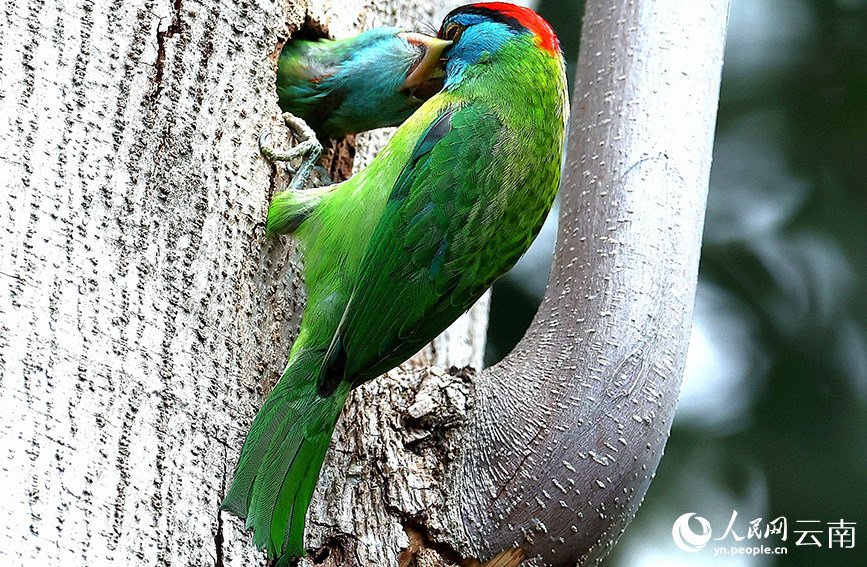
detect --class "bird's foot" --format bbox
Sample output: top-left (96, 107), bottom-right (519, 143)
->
top-left (259, 112), bottom-right (321, 166)
top-left (259, 112), bottom-right (323, 192)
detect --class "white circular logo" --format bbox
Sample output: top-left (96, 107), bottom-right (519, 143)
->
top-left (672, 513), bottom-right (712, 552)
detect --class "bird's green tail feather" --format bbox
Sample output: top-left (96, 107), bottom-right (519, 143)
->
top-left (222, 350), bottom-right (349, 560)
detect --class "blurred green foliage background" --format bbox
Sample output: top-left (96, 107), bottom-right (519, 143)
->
top-left (484, 1), bottom-right (867, 565)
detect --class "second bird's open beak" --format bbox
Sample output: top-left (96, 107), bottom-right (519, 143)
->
top-left (400, 33), bottom-right (452, 93)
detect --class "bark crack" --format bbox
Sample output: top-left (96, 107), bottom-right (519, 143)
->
top-left (151, 0), bottom-right (184, 100)
top-left (215, 505), bottom-right (224, 567)
top-left (215, 434), bottom-right (228, 567)
top-left (397, 519), bottom-right (526, 567)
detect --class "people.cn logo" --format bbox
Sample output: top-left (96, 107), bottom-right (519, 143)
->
top-left (672, 513), bottom-right (713, 552)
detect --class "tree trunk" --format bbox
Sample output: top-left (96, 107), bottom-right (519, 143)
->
top-left (0, 1), bottom-right (728, 567)
top-left (0, 0), bottom-right (473, 565)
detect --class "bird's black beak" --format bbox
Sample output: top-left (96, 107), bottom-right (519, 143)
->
top-left (399, 33), bottom-right (451, 99)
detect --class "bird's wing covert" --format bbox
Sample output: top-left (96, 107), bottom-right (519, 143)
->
top-left (339, 102), bottom-right (506, 382)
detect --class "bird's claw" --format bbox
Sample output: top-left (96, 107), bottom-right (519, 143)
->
top-left (259, 112), bottom-right (322, 170)
top-left (259, 112), bottom-right (324, 192)
top-left (258, 132), bottom-right (297, 173)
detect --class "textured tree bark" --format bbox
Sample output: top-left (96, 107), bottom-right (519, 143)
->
top-left (0, 1), bottom-right (728, 567)
top-left (0, 0), bottom-right (472, 566)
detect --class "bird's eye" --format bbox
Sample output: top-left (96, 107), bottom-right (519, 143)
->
top-left (442, 24), bottom-right (463, 42)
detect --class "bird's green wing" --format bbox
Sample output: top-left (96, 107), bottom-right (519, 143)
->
top-left (333, 102), bottom-right (513, 387)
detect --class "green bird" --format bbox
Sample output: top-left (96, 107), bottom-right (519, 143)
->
top-left (277, 27), bottom-right (450, 138)
top-left (223, 3), bottom-right (569, 562)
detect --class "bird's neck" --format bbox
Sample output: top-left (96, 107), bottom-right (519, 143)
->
top-left (449, 40), bottom-right (569, 131)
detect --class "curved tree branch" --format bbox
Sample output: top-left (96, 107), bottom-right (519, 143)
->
top-left (449, 1), bottom-right (730, 565)
top-left (0, 0), bottom-right (728, 565)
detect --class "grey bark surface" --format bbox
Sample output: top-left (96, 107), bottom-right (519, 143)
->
top-left (0, 0), bottom-right (728, 566)
top-left (0, 0), bottom-right (472, 565)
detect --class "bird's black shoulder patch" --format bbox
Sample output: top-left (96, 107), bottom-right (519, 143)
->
top-left (388, 108), bottom-right (456, 203)
top-left (415, 109), bottom-right (454, 156)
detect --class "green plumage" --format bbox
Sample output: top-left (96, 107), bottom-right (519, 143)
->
top-left (224, 5), bottom-right (569, 562)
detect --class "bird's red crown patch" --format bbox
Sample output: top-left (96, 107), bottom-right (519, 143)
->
top-left (470, 2), bottom-right (562, 56)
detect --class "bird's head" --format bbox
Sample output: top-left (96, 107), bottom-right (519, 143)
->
top-left (323, 28), bottom-right (451, 107)
top-left (437, 2), bottom-right (563, 89)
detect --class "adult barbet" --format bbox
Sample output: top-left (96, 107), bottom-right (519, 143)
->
top-left (223, 3), bottom-right (569, 563)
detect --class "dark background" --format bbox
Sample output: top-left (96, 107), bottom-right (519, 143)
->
top-left (484, 1), bottom-right (867, 565)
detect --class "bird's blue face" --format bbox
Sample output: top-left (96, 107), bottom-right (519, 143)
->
top-left (330, 28), bottom-right (452, 130)
top-left (444, 14), bottom-right (520, 60)
top-left (438, 12), bottom-right (523, 88)
top-left (437, 2), bottom-right (563, 89)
